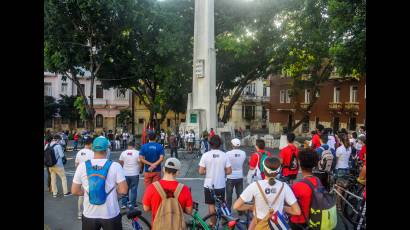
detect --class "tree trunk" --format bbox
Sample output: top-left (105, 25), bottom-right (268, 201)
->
top-left (221, 84), bottom-right (246, 123)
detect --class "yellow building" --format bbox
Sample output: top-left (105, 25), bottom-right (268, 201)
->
top-left (133, 96), bottom-right (186, 135)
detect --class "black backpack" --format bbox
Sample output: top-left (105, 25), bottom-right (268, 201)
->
top-left (283, 147), bottom-right (299, 171)
top-left (44, 144), bottom-right (59, 167)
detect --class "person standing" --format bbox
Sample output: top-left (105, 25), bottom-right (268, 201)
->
top-left (209, 128), bottom-right (215, 140)
top-left (119, 142), bottom-right (141, 209)
top-left (49, 135), bottom-right (71, 197)
top-left (225, 138), bottom-right (246, 212)
top-left (169, 133), bottom-right (178, 158)
top-left (122, 131), bottom-right (129, 150)
top-left (311, 124), bottom-right (324, 149)
top-left (279, 133), bottom-right (299, 185)
top-left (71, 136), bottom-right (128, 230)
top-left (142, 158), bottom-right (193, 228)
top-left (187, 130), bottom-right (194, 153)
top-left (160, 130), bottom-right (166, 148)
top-left (246, 139), bottom-right (272, 184)
top-left (74, 137), bottom-right (95, 220)
top-left (44, 135), bottom-right (53, 193)
top-left (139, 132), bottom-right (165, 188)
top-left (198, 135), bottom-right (232, 227)
top-left (73, 131), bottom-right (79, 151)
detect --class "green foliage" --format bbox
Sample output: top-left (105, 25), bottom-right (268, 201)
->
top-left (44, 96), bottom-right (58, 121)
top-left (74, 97), bottom-right (88, 121)
top-left (58, 95), bottom-right (80, 122)
top-left (117, 109), bottom-right (132, 127)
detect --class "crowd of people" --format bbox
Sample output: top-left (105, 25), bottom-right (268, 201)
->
top-left (44, 124), bottom-right (366, 230)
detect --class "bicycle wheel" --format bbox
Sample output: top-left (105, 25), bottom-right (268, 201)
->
top-left (342, 193), bottom-right (364, 228)
top-left (202, 214), bottom-right (229, 230)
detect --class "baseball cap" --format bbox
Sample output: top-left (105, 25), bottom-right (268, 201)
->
top-left (93, 136), bottom-right (109, 151)
top-left (231, 138), bottom-right (241, 147)
top-left (164, 158), bottom-right (181, 171)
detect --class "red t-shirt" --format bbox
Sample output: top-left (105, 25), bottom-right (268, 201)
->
top-left (279, 144), bottom-right (299, 176)
top-left (74, 134), bottom-right (79, 141)
top-left (142, 180), bottom-right (193, 225)
top-left (290, 176), bottom-right (319, 224)
top-left (249, 150), bottom-right (272, 179)
top-left (209, 130), bottom-right (215, 138)
top-left (311, 134), bottom-right (321, 149)
top-left (359, 144), bottom-right (366, 166)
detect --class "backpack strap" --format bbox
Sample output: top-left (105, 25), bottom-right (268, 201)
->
top-left (101, 160), bottom-right (113, 177)
top-left (255, 181), bottom-right (285, 211)
top-left (153, 181), bottom-right (167, 199)
top-left (174, 183), bottom-right (184, 198)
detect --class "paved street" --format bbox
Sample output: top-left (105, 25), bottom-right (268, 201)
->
top-left (44, 146), bottom-right (350, 229)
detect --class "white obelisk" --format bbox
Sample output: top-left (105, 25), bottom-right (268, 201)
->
top-left (187, 0), bottom-right (217, 135)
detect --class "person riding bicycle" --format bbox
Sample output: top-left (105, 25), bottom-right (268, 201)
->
top-left (289, 148), bottom-right (320, 229)
top-left (198, 135), bottom-right (232, 227)
top-left (143, 158), bottom-right (193, 228)
top-left (234, 157), bottom-right (301, 230)
top-left (279, 133), bottom-right (299, 185)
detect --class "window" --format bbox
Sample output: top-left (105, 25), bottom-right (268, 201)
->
top-left (305, 89), bottom-right (311, 103)
top-left (286, 89), bottom-right (291, 103)
top-left (262, 106), bottom-right (268, 120)
top-left (44, 82), bottom-right (52, 96)
top-left (350, 86), bottom-right (358, 102)
top-left (138, 119), bottom-right (144, 124)
top-left (77, 84), bottom-right (85, 96)
top-left (242, 105), bottom-right (255, 120)
top-left (96, 114), bottom-right (103, 128)
top-left (77, 119), bottom-right (84, 128)
top-left (280, 90), bottom-right (285, 103)
top-left (348, 117), bottom-right (357, 131)
top-left (263, 86), bottom-right (267, 97)
top-left (167, 119), bottom-right (171, 127)
top-left (96, 85), bottom-right (104, 99)
top-left (334, 87), bottom-right (340, 103)
top-left (116, 89), bottom-right (126, 98)
top-left (61, 83), bottom-right (68, 95)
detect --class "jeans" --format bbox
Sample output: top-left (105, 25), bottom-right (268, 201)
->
top-left (170, 147), bottom-right (178, 158)
top-left (73, 141), bottom-right (78, 150)
top-left (122, 140), bottom-right (127, 149)
top-left (121, 175), bottom-right (139, 208)
top-left (225, 178), bottom-right (243, 212)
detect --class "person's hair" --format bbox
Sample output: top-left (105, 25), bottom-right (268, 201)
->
top-left (53, 134), bottom-right (61, 140)
top-left (256, 139), bottom-right (265, 150)
top-left (164, 162), bottom-right (178, 175)
top-left (352, 132), bottom-right (358, 139)
top-left (360, 126), bottom-right (366, 131)
top-left (263, 157), bottom-right (281, 186)
top-left (311, 130), bottom-right (317, 135)
top-left (128, 141), bottom-right (135, 147)
top-left (84, 138), bottom-right (93, 145)
top-left (340, 128), bottom-right (348, 134)
top-left (328, 128), bottom-right (333, 135)
top-left (148, 133), bottom-right (156, 141)
top-left (320, 134), bottom-right (328, 143)
top-left (209, 135), bottom-right (222, 149)
top-left (287, 133), bottom-right (296, 143)
top-left (316, 124), bottom-right (324, 132)
top-left (339, 134), bottom-right (349, 148)
top-left (299, 148), bottom-right (318, 171)
top-left (46, 135), bottom-right (53, 143)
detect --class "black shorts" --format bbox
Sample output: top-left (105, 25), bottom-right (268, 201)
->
top-left (82, 214), bottom-right (122, 230)
top-left (204, 187), bottom-right (225, 204)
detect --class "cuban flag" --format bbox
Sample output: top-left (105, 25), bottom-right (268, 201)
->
top-left (269, 211), bottom-right (290, 230)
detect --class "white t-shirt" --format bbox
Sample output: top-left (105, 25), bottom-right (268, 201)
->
top-left (160, 132), bottom-right (165, 140)
top-left (119, 149), bottom-right (140, 176)
top-left (327, 135), bottom-right (336, 150)
top-left (73, 159), bottom-right (126, 219)
top-left (199, 149), bottom-right (232, 189)
top-left (75, 148), bottom-right (94, 165)
top-left (336, 145), bottom-right (351, 169)
top-left (226, 149), bottom-right (246, 179)
top-left (240, 180), bottom-right (297, 219)
top-left (123, 133), bottom-right (129, 140)
top-left (187, 133), bottom-right (194, 142)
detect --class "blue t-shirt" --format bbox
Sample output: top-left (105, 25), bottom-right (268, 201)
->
top-left (140, 142), bottom-right (164, 172)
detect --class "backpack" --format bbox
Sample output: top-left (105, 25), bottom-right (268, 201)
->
top-left (85, 160), bottom-right (115, 205)
top-left (283, 147), bottom-right (298, 171)
top-left (318, 147), bottom-right (335, 173)
top-left (251, 151), bottom-right (270, 183)
top-left (44, 144), bottom-right (59, 167)
top-left (152, 182), bottom-right (187, 230)
top-left (254, 181), bottom-right (289, 230)
top-left (301, 178), bottom-right (337, 230)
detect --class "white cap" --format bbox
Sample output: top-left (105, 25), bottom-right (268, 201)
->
top-left (231, 138), bottom-right (241, 147)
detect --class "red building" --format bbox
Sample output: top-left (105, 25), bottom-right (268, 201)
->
top-left (269, 75), bottom-right (366, 135)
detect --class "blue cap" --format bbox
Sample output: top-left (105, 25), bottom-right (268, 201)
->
top-left (93, 136), bottom-right (109, 151)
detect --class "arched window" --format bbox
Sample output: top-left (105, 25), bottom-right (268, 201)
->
top-left (96, 114), bottom-right (103, 128)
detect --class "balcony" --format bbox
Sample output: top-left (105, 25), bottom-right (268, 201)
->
top-left (242, 93), bottom-right (257, 102)
top-left (328, 102), bottom-right (343, 111)
top-left (344, 102), bottom-right (359, 111)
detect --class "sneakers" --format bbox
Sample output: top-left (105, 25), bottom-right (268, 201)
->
top-left (52, 194), bottom-right (58, 198)
top-left (121, 205), bottom-right (127, 209)
top-left (64, 192), bottom-right (72, 197)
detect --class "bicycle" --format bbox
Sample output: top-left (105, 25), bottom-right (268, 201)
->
top-left (120, 207), bottom-right (151, 230)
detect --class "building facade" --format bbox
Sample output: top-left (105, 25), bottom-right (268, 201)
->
top-left (219, 78), bottom-right (271, 131)
top-left (44, 72), bottom-right (131, 132)
top-left (269, 75), bottom-right (366, 135)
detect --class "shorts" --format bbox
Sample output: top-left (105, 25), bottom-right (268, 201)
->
top-left (82, 214), bottom-right (122, 230)
top-left (204, 187), bottom-right (225, 204)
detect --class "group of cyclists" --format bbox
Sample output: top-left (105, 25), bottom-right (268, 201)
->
top-left (44, 123), bottom-right (366, 230)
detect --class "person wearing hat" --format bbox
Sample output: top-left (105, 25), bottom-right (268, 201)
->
top-left (139, 131), bottom-right (165, 188)
top-left (225, 138), bottom-right (246, 212)
top-left (49, 134), bottom-right (71, 198)
top-left (74, 136), bottom-right (94, 220)
top-left (142, 158), bottom-right (193, 226)
top-left (72, 136), bottom-right (128, 229)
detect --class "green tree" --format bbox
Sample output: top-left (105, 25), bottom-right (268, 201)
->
top-left (44, 0), bottom-right (142, 130)
top-left (57, 95), bottom-right (80, 129)
top-left (44, 96), bottom-right (58, 123)
top-left (117, 109), bottom-right (132, 129)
